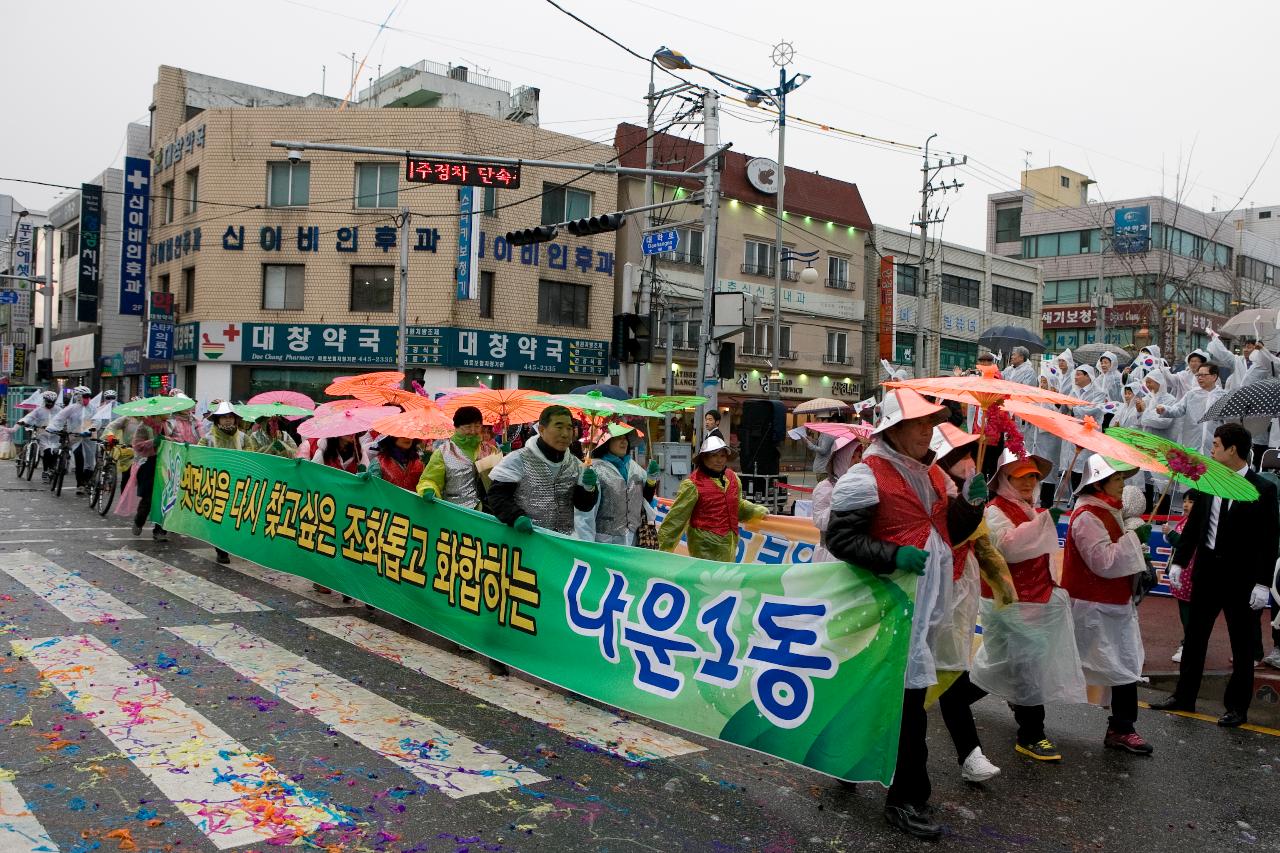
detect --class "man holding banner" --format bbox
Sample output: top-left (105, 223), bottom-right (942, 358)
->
top-left (488, 405), bottom-right (598, 536)
top-left (824, 388), bottom-right (988, 841)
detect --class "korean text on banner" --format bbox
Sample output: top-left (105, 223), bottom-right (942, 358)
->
top-left (77, 184), bottom-right (103, 324)
top-left (119, 157), bottom-right (151, 316)
top-left (152, 442), bottom-right (915, 784)
top-left (457, 187), bottom-right (479, 300)
top-left (877, 256), bottom-right (895, 362)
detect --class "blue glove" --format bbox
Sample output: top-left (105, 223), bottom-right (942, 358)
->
top-left (513, 515), bottom-right (533, 533)
top-left (894, 546), bottom-right (929, 575)
top-left (582, 468), bottom-right (598, 490)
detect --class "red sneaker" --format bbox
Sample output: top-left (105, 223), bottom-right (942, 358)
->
top-left (1104, 730), bottom-right (1153, 755)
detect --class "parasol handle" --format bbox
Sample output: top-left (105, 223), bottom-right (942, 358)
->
top-left (975, 433), bottom-right (988, 474)
top-left (1154, 476), bottom-right (1176, 516)
top-left (1053, 447), bottom-right (1083, 506)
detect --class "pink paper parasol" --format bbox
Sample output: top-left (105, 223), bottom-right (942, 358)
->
top-left (248, 390), bottom-right (316, 410)
top-left (298, 406), bottom-right (399, 439)
top-left (312, 399), bottom-right (374, 418)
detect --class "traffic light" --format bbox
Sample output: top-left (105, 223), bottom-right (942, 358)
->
top-left (612, 313), bottom-right (654, 363)
top-left (566, 213), bottom-right (624, 237)
top-left (36, 358), bottom-right (52, 382)
top-left (505, 225), bottom-right (558, 247)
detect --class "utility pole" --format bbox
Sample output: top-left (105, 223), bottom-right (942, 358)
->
top-left (397, 207), bottom-right (410, 382)
top-left (911, 135), bottom-right (965, 377)
top-left (693, 90), bottom-right (721, 441)
top-left (42, 224), bottom-right (53, 362)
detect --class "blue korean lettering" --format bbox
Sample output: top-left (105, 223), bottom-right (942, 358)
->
top-left (477, 231), bottom-right (485, 258)
top-left (192, 227), bottom-right (202, 252)
top-left (413, 227), bottom-right (439, 253)
top-left (259, 226), bottom-right (281, 251)
top-left (222, 225), bottom-right (244, 251)
top-left (181, 231), bottom-right (192, 255)
top-left (754, 533), bottom-right (790, 564)
top-left (493, 236), bottom-right (512, 262)
top-left (574, 246), bottom-right (593, 272)
top-left (745, 598), bottom-right (837, 729)
top-left (564, 560), bottom-right (631, 662)
top-left (620, 579), bottom-right (699, 697)
top-left (695, 592), bottom-right (742, 686)
top-left (520, 243), bottom-right (540, 266)
top-left (547, 243), bottom-right (567, 270)
top-left (336, 227), bottom-right (359, 253)
top-left (375, 225), bottom-right (397, 252)
top-left (595, 251), bottom-right (614, 274)
top-left (296, 226), bottom-right (319, 252)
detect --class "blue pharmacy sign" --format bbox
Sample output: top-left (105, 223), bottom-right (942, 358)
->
top-left (242, 323), bottom-right (399, 365)
top-left (641, 229), bottom-right (680, 256)
top-left (452, 328), bottom-right (608, 376)
top-left (1112, 205), bottom-right (1151, 255)
top-left (119, 157), bottom-right (151, 316)
top-left (146, 321), bottom-right (174, 361)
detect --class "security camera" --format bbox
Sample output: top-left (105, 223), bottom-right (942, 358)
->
top-left (287, 149), bottom-right (303, 164)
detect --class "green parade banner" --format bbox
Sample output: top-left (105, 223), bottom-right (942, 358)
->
top-left (152, 441), bottom-right (915, 784)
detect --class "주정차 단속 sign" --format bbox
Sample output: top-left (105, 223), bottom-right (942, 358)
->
top-left (151, 442), bottom-right (915, 784)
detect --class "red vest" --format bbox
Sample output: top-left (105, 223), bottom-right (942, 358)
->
top-left (688, 468), bottom-right (740, 536)
top-left (864, 455), bottom-right (951, 550)
top-left (952, 539), bottom-right (975, 582)
top-left (984, 495), bottom-right (1056, 604)
top-left (379, 455), bottom-right (425, 491)
top-left (1062, 502), bottom-right (1134, 605)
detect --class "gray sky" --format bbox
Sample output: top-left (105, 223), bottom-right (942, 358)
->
top-left (5, 0), bottom-right (1280, 247)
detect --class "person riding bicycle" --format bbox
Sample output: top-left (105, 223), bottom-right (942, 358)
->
top-left (49, 386), bottom-right (96, 495)
top-left (18, 391), bottom-right (61, 482)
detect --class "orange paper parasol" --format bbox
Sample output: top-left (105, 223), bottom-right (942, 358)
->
top-left (350, 386), bottom-right (434, 411)
top-left (442, 388), bottom-right (551, 431)
top-left (884, 375), bottom-right (1080, 409)
top-left (325, 371), bottom-right (405, 397)
top-left (1004, 401), bottom-right (1167, 474)
top-left (370, 406), bottom-right (455, 441)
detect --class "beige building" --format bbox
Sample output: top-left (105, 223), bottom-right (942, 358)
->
top-left (147, 65), bottom-right (616, 402)
top-left (613, 124), bottom-right (873, 440)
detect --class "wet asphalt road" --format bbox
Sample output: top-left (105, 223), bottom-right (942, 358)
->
top-left (0, 477), bottom-right (1277, 853)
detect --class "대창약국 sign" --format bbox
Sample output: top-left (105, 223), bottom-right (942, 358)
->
top-left (152, 442), bottom-right (916, 784)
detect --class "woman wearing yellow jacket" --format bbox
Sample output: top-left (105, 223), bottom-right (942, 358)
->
top-left (658, 435), bottom-right (767, 561)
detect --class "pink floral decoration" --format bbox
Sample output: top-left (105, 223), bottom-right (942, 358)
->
top-left (1167, 448), bottom-right (1207, 480)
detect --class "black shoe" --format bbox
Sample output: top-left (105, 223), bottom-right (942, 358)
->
top-left (884, 803), bottom-right (942, 841)
top-left (216, 552), bottom-right (231, 565)
top-left (1149, 696), bottom-right (1195, 713)
top-left (1217, 711), bottom-right (1248, 728)
top-left (152, 530), bottom-right (168, 542)
top-left (131, 523), bottom-right (142, 536)
top-left (486, 658), bottom-right (510, 677)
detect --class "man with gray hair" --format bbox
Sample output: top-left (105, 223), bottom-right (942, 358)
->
top-left (1004, 346), bottom-right (1037, 387)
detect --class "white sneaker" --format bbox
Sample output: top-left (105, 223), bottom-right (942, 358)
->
top-left (1263, 648), bottom-right (1280, 670)
top-left (961, 747), bottom-right (1001, 783)
top-left (1172, 645), bottom-right (1183, 663)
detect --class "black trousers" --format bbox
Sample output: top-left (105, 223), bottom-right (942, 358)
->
top-left (133, 457), bottom-right (163, 531)
top-left (887, 688), bottom-right (929, 808)
top-left (1010, 703), bottom-right (1045, 744)
top-left (939, 672), bottom-right (986, 763)
top-left (72, 444), bottom-right (89, 487)
top-left (1173, 552), bottom-right (1258, 714)
top-left (1108, 682), bottom-right (1139, 734)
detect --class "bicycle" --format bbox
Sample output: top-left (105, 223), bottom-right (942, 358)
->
top-left (89, 437), bottom-right (119, 516)
top-left (14, 425), bottom-right (38, 481)
top-left (48, 430), bottom-right (71, 498)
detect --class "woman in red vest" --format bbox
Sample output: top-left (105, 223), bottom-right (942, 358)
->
top-left (1063, 455), bottom-right (1153, 755)
top-left (370, 435), bottom-right (426, 491)
top-left (658, 435), bottom-right (767, 560)
top-left (824, 389), bottom-right (986, 841)
top-left (972, 449), bottom-right (1087, 763)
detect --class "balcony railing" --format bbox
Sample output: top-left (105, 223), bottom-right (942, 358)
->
top-left (741, 346), bottom-right (798, 361)
top-left (740, 263), bottom-right (798, 281)
top-left (659, 250), bottom-right (703, 266)
top-left (823, 354), bottom-right (853, 366)
top-left (824, 277), bottom-right (853, 291)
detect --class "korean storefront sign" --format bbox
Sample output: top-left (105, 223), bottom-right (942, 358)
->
top-left (457, 187), bottom-right (479, 300)
top-left (154, 124), bottom-right (206, 174)
top-left (1041, 304), bottom-right (1149, 328)
top-left (118, 157), bottom-right (150, 316)
top-left (77, 184), bottom-right (102, 323)
top-left (877, 256), bottom-right (894, 361)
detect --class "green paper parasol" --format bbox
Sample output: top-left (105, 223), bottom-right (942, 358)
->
top-left (112, 396), bottom-right (196, 417)
top-left (1106, 426), bottom-right (1259, 501)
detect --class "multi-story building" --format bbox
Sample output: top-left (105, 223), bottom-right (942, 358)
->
top-left (1, 195), bottom-right (48, 386)
top-left (870, 226), bottom-right (1043, 378)
top-left (986, 166), bottom-right (1279, 357)
top-left (613, 123), bottom-right (873, 439)
top-left (145, 63), bottom-right (614, 402)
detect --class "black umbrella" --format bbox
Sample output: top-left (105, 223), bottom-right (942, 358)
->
top-left (977, 324), bottom-right (1045, 356)
top-left (1072, 342), bottom-right (1134, 369)
top-left (1201, 380), bottom-right (1280, 422)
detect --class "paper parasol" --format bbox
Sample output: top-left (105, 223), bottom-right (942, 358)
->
top-left (350, 385), bottom-right (434, 411)
top-left (794, 396), bottom-right (850, 414)
top-left (538, 391), bottom-right (657, 419)
top-left (1105, 426), bottom-right (1259, 502)
top-left (1003, 402), bottom-right (1167, 474)
top-left (298, 406), bottom-right (399, 439)
top-left (247, 390), bottom-right (315, 411)
top-left (370, 406), bottom-right (455, 441)
top-left (625, 395), bottom-right (708, 414)
top-left (884, 375), bottom-right (1080, 408)
top-left (312, 399), bottom-right (374, 418)
top-left (325, 371), bottom-right (404, 396)
top-left (233, 402), bottom-right (314, 421)
top-left (442, 388), bottom-right (551, 430)
top-left (112, 396), bottom-right (196, 417)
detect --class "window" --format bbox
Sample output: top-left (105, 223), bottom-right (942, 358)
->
top-left (827, 255), bottom-right (850, 289)
top-left (894, 331), bottom-right (915, 365)
top-left (743, 239), bottom-right (776, 276)
top-left (940, 338), bottom-right (978, 371)
top-left (158, 272), bottom-right (170, 294)
top-left (1021, 229), bottom-right (1100, 258)
top-left (540, 185), bottom-right (591, 224)
top-left (350, 265), bottom-right (394, 312)
top-left (1240, 256), bottom-right (1276, 286)
top-left (1193, 286), bottom-right (1229, 315)
top-left (182, 267), bottom-right (195, 312)
top-left (661, 227), bottom-right (704, 265)
top-left (267, 161), bottom-right (310, 207)
top-left (538, 279), bottom-right (590, 327)
top-left (186, 168), bottom-right (199, 214)
top-left (1042, 279), bottom-right (1095, 305)
top-left (1060, 175), bottom-right (1071, 189)
top-left (479, 270), bottom-right (494, 318)
top-left (825, 330), bottom-right (848, 364)
top-left (941, 273), bottom-right (980, 308)
top-left (1260, 211), bottom-right (1273, 220)
top-left (262, 264), bottom-right (304, 310)
top-left (356, 163), bottom-right (398, 209)
top-left (992, 284), bottom-right (1032, 318)
top-left (995, 207), bottom-right (1021, 243)
top-left (1151, 223), bottom-right (1232, 267)
top-left (481, 186), bottom-right (498, 216)
top-left (161, 181), bottom-right (175, 224)
top-left (895, 264), bottom-right (918, 295)
top-left (748, 323), bottom-right (792, 357)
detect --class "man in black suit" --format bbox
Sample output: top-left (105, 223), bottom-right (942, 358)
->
top-left (1152, 423), bottom-right (1280, 726)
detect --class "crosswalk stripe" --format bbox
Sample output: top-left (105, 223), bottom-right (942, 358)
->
top-left (0, 550), bottom-right (144, 624)
top-left (0, 779), bottom-right (59, 852)
top-left (184, 548), bottom-right (358, 608)
top-left (14, 634), bottom-right (344, 849)
top-left (166, 622), bottom-right (547, 798)
top-left (90, 549), bottom-right (272, 614)
top-left (301, 615), bottom-right (704, 762)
